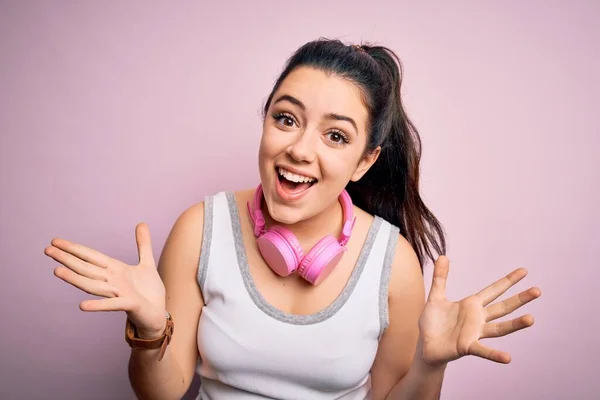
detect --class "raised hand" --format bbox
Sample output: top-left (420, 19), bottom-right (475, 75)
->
top-left (44, 223), bottom-right (167, 338)
top-left (417, 256), bottom-right (541, 367)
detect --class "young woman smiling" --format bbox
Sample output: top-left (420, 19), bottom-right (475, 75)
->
top-left (45, 39), bottom-right (541, 400)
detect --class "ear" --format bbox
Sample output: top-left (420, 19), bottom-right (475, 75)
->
top-left (350, 146), bottom-right (381, 182)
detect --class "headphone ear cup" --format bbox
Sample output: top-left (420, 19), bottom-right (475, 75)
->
top-left (257, 225), bottom-right (304, 277)
top-left (299, 235), bottom-right (346, 285)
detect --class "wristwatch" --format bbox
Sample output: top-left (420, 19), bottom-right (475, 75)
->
top-left (125, 311), bottom-right (174, 361)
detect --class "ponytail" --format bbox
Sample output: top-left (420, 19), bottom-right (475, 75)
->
top-left (347, 45), bottom-right (446, 269)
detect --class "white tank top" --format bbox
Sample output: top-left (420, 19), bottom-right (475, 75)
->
top-left (194, 191), bottom-right (399, 400)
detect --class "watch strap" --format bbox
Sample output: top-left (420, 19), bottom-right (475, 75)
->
top-left (125, 312), bottom-right (174, 361)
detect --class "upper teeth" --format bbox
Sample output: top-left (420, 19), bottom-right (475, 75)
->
top-left (278, 167), bottom-right (315, 183)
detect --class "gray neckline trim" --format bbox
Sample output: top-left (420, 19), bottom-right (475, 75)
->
top-left (226, 191), bottom-right (383, 325)
top-left (197, 195), bottom-right (214, 294)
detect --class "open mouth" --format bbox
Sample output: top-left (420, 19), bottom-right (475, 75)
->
top-left (276, 167), bottom-right (317, 195)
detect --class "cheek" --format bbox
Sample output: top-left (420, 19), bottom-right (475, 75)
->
top-left (258, 129), bottom-right (276, 157)
top-left (260, 127), bottom-right (292, 157)
top-left (319, 159), bottom-right (349, 184)
top-left (321, 148), bottom-right (363, 179)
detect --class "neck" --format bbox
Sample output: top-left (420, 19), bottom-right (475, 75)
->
top-left (262, 197), bottom-right (344, 249)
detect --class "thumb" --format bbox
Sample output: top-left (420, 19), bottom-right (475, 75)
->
top-left (135, 222), bottom-right (155, 266)
top-left (428, 255), bottom-right (450, 301)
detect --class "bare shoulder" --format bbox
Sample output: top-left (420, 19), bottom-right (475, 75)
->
top-left (158, 201), bottom-right (206, 276)
top-left (158, 199), bottom-right (208, 298)
top-left (164, 201), bottom-right (206, 247)
top-left (388, 234), bottom-right (424, 304)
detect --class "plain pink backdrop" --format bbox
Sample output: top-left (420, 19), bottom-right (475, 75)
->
top-left (1, 1), bottom-right (597, 399)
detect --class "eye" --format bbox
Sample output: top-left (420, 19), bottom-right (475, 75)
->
top-left (327, 130), bottom-right (350, 145)
top-left (272, 112), bottom-right (297, 128)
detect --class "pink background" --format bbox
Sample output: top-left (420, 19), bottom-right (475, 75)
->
top-left (1, 1), bottom-right (598, 399)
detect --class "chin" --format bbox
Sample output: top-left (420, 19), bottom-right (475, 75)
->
top-left (270, 212), bottom-right (303, 226)
top-left (263, 195), bottom-right (308, 225)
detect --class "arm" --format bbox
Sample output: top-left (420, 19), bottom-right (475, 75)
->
top-left (370, 236), bottom-right (446, 400)
top-left (128, 202), bottom-right (206, 400)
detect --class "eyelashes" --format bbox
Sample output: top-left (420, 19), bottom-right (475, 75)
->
top-left (271, 112), bottom-right (350, 145)
top-left (326, 131), bottom-right (350, 144)
top-left (272, 112), bottom-right (296, 128)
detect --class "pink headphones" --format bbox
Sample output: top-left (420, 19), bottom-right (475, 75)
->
top-left (247, 184), bottom-right (356, 285)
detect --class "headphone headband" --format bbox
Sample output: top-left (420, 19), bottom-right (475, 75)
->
top-left (247, 184), bottom-right (356, 246)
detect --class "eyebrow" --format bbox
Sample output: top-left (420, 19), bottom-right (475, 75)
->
top-left (273, 94), bottom-right (359, 135)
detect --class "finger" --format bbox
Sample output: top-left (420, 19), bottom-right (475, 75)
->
top-left (44, 246), bottom-right (107, 281)
top-left (468, 341), bottom-right (511, 364)
top-left (80, 296), bottom-right (136, 312)
top-left (54, 266), bottom-right (118, 298)
top-left (475, 268), bottom-right (528, 306)
top-left (135, 223), bottom-right (155, 266)
top-left (482, 314), bottom-right (535, 338)
top-left (49, 238), bottom-right (114, 269)
top-left (428, 255), bottom-right (449, 301)
top-left (486, 287), bottom-right (541, 321)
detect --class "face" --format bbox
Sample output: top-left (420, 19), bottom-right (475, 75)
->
top-left (258, 66), bottom-right (380, 225)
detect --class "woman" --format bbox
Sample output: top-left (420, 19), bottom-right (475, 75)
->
top-left (44, 39), bottom-right (541, 399)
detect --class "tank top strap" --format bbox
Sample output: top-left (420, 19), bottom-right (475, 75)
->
top-left (373, 219), bottom-right (400, 339)
top-left (340, 216), bottom-right (400, 339)
top-left (196, 191), bottom-right (243, 303)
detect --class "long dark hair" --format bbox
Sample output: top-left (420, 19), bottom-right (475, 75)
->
top-left (262, 38), bottom-right (446, 269)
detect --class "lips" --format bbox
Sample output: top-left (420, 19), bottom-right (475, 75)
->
top-left (276, 166), bottom-right (317, 183)
top-left (274, 166), bottom-right (317, 202)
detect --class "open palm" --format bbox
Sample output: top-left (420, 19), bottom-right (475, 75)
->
top-left (44, 223), bottom-right (167, 337)
top-left (418, 256), bottom-right (541, 366)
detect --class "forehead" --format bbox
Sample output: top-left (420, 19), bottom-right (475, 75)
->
top-left (274, 67), bottom-right (368, 125)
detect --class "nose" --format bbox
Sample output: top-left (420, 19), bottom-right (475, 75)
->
top-left (287, 129), bottom-right (317, 163)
